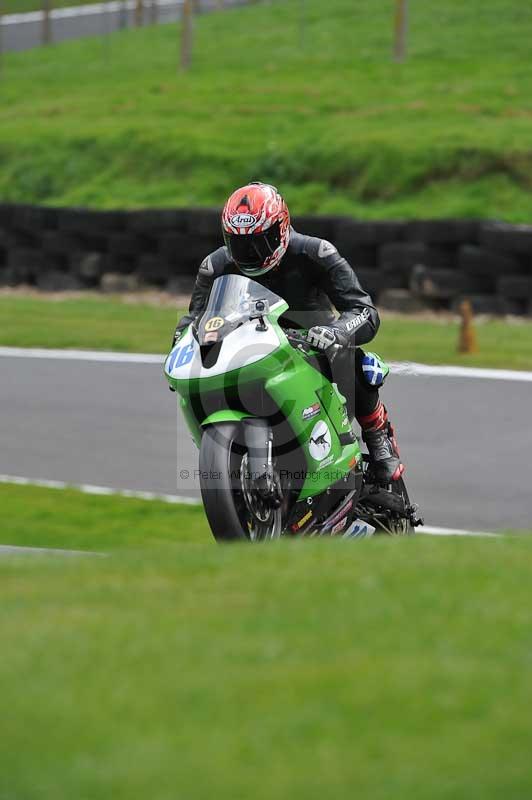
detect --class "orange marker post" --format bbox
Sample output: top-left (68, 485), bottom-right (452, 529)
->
top-left (458, 299), bottom-right (478, 354)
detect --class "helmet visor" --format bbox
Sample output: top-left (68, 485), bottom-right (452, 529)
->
top-left (224, 221), bottom-right (281, 270)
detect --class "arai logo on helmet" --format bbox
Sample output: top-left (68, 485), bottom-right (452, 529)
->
top-left (230, 213), bottom-right (257, 228)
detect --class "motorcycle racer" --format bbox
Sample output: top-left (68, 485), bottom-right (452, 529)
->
top-left (173, 182), bottom-right (404, 484)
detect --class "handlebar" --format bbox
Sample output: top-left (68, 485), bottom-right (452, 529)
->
top-left (284, 328), bottom-right (316, 354)
top-left (284, 328), bottom-right (307, 341)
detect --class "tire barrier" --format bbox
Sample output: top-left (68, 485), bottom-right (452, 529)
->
top-left (0, 204), bottom-right (531, 314)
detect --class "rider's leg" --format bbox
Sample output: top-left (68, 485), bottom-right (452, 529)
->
top-left (325, 346), bottom-right (404, 483)
top-left (354, 349), bottom-right (405, 484)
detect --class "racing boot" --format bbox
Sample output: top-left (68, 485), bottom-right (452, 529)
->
top-left (358, 401), bottom-right (405, 484)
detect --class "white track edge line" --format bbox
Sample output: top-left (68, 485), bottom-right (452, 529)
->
top-left (0, 475), bottom-right (502, 538)
top-left (389, 361), bottom-right (532, 383)
top-left (1, 346), bottom-right (531, 381)
top-left (2, 0), bottom-right (181, 25)
top-left (0, 346), bottom-right (164, 364)
top-left (1, 0), bottom-right (244, 24)
top-left (0, 544), bottom-right (105, 556)
top-left (418, 525), bottom-right (499, 538)
top-left (0, 474), bottom-right (201, 505)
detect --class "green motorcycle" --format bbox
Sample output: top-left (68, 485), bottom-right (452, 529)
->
top-left (164, 274), bottom-right (422, 542)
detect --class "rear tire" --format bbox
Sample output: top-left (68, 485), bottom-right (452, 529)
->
top-left (359, 466), bottom-right (415, 536)
top-left (199, 422), bottom-right (282, 543)
top-left (374, 476), bottom-right (414, 536)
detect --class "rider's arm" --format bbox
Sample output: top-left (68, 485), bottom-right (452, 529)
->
top-left (173, 249), bottom-right (230, 344)
top-left (174, 272), bottom-right (213, 341)
top-left (304, 237), bottom-right (380, 346)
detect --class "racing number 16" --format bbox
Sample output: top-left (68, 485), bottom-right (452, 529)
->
top-left (167, 342), bottom-right (194, 372)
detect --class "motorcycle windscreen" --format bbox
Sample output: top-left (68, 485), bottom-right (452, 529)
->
top-left (196, 274), bottom-right (284, 345)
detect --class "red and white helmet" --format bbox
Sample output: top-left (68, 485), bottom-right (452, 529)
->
top-left (222, 182), bottom-right (290, 277)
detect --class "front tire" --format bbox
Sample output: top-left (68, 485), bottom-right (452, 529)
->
top-left (199, 422), bottom-right (282, 542)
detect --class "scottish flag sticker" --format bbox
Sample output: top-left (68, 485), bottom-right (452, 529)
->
top-left (361, 352), bottom-right (389, 388)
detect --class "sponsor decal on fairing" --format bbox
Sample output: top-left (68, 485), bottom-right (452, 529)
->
top-left (308, 420), bottom-right (332, 461)
top-left (343, 519), bottom-right (376, 539)
top-left (291, 509), bottom-right (313, 532)
top-left (327, 499), bottom-right (354, 528)
top-left (331, 517), bottom-right (348, 535)
top-left (302, 402), bottom-right (321, 421)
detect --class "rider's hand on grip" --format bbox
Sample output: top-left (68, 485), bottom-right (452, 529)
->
top-left (306, 325), bottom-right (339, 351)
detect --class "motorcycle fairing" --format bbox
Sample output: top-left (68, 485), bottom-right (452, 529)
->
top-left (165, 275), bottom-right (362, 499)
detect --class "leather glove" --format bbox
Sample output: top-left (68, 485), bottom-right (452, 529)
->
top-left (306, 325), bottom-right (343, 351)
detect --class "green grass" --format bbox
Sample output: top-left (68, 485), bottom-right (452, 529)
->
top-left (4, 0), bottom-right (92, 12)
top-left (0, 295), bottom-right (184, 353)
top-left (2, 294), bottom-right (532, 369)
top-left (0, 483), bottom-right (207, 551)
top-left (1, 0), bottom-right (532, 218)
top-left (1, 482), bottom-right (532, 799)
top-left (372, 316), bottom-right (532, 371)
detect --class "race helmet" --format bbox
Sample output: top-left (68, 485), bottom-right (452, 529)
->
top-left (221, 182), bottom-right (291, 277)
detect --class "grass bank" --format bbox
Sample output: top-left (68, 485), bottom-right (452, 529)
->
top-left (0, 293), bottom-right (183, 353)
top-left (1, 0), bottom-right (532, 218)
top-left (4, 0), bottom-right (89, 12)
top-left (1, 482), bottom-right (532, 799)
top-left (0, 482), bottom-right (207, 551)
top-left (1, 293), bottom-right (532, 369)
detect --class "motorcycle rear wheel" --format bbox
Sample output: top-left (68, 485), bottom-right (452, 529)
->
top-left (199, 422), bottom-right (282, 543)
top-left (374, 476), bottom-right (414, 536)
top-left (359, 471), bottom-right (415, 536)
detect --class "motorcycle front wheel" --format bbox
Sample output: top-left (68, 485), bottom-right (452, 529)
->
top-left (199, 422), bottom-right (282, 543)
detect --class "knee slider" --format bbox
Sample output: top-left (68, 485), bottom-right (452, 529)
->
top-left (360, 352), bottom-right (389, 388)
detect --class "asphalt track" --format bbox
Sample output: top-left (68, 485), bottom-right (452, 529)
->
top-left (1, 350), bottom-right (531, 532)
top-left (1, 0), bottom-right (246, 53)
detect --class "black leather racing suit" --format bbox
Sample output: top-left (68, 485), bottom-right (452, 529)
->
top-left (174, 229), bottom-right (382, 419)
